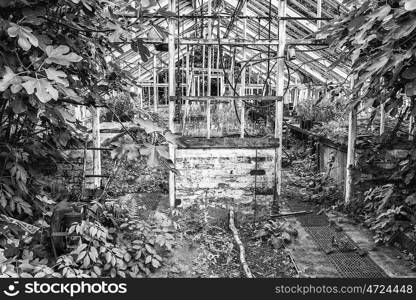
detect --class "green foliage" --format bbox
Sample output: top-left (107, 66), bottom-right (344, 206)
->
top-left (56, 202), bottom-right (174, 278)
top-left (317, 0), bottom-right (416, 115)
top-left (0, 0), bottom-right (180, 219)
top-left (102, 94), bottom-right (135, 122)
top-left (0, 198), bottom-right (175, 278)
top-left (0, 0), bottom-right (182, 278)
top-left (295, 96), bottom-right (341, 122)
top-left (348, 184), bottom-right (416, 245)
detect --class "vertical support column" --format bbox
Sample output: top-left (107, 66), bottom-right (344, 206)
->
top-left (182, 46), bottom-right (191, 135)
top-left (275, 0), bottom-right (286, 197)
top-left (168, 0), bottom-right (176, 208)
top-left (206, 0), bottom-right (212, 139)
top-left (293, 78), bottom-right (299, 108)
top-left (317, 0), bottom-right (322, 28)
top-left (240, 1), bottom-right (247, 138)
top-left (91, 106), bottom-right (101, 188)
top-left (153, 55), bottom-right (158, 112)
top-left (202, 45), bottom-right (206, 96)
top-left (138, 66), bottom-right (143, 109)
top-left (345, 77), bottom-right (357, 203)
top-left (230, 49), bottom-right (235, 92)
top-left (380, 103), bottom-right (385, 135)
top-left (137, 86), bottom-right (143, 110)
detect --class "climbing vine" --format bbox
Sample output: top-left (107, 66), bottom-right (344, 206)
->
top-left (0, 0), bottom-right (180, 278)
top-left (316, 0), bottom-right (416, 248)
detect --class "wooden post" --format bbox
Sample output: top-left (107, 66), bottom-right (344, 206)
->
top-left (240, 1), bottom-right (247, 138)
top-left (248, 63), bottom-right (252, 87)
top-left (345, 77), bottom-right (357, 203)
top-left (206, 0), bottom-right (212, 138)
top-left (182, 46), bottom-right (191, 134)
top-left (230, 49), bottom-right (235, 93)
top-left (293, 78), bottom-right (299, 108)
top-left (168, 0), bottom-right (176, 208)
top-left (216, 46), bottom-right (220, 69)
top-left (91, 107), bottom-right (101, 188)
top-left (317, 0), bottom-right (322, 28)
top-left (153, 55), bottom-right (158, 112)
top-left (202, 45), bottom-right (206, 96)
top-left (409, 96), bottom-right (414, 141)
top-left (138, 66), bottom-right (143, 109)
top-left (275, 0), bottom-right (287, 196)
top-left (380, 103), bottom-right (385, 135)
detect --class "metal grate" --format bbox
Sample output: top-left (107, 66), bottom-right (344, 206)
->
top-left (284, 200), bottom-right (329, 227)
top-left (306, 226), bottom-right (357, 253)
top-left (305, 227), bottom-right (387, 278)
top-left (285, 197), bottom-right (387, 278)
top-left (328, 252), bottom-right (387, 278)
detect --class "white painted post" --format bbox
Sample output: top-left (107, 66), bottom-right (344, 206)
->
top-left (345, 77), bottom-right (357, 203)
top-left (275, 0), bottom-right (287, 196)
top-left (138, 66), bottom-right (143, 109)
top-left (153, 55), bottom-right (158, 112)
top-left (182, 47), bottom-right (191, 134)
top-left (317, 0), bottom-right (322, 29)
top-left (168, 0), bottom-right (176, 208)
top-left (207, 0), bottom-right (212, 139)
top-left (240, 2), bottom-right (247, 138)
top-left (202, 45), bottom-right (206, 96)
top-left (380, 103), bottom-right (385, 135)
top-left (91, 107), bottom-right (101, 188)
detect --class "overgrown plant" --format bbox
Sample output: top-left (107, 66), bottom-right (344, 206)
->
top-left (0, 199), bottom-right (176, 278)
top-left (317, 0), bottom-right (416, 248)
top-left (0, 0), bottom-right (181, 278)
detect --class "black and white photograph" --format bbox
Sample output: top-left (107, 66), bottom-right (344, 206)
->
top-left (0, 0), bottom-right (416, 298)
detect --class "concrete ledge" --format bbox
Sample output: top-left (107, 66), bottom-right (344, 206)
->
top-left (178, 137), bottom-right (280, 149)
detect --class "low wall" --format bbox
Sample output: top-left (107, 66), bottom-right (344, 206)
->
top-left (174, 137), bottom-right (279, 211)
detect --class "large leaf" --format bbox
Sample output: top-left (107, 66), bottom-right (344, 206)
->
top-left (45, 45), bottom-right (82, 66)
top-left (0, 67), bottom-right (19, 92)
top-left (7, 23), bottom-right (38, 51)
top-left (45, 67), bottom-right (69, 86)
top-left (36, 78), bottom-right (58, 102)
top-left (107, 23), bottom-right (123, 43)
top-left (404, 0), bottom-right (416, 11)
top-left (21, 76), bottom-right (58, 102)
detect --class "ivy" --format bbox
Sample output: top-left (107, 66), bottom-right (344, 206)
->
top-left (317, 0), bottom-right (416, 114)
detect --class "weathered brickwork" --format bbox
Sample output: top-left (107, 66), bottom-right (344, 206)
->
top-left (175, 148), bottom-right (277, 210)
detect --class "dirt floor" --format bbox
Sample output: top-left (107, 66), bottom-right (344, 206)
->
top-left (118, 192), bottom-right (297, 278)
top-left (111, 140), bottom-right (416, 278)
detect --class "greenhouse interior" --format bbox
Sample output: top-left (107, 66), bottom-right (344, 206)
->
top-left (1, 0), bottom-right (416, 280)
